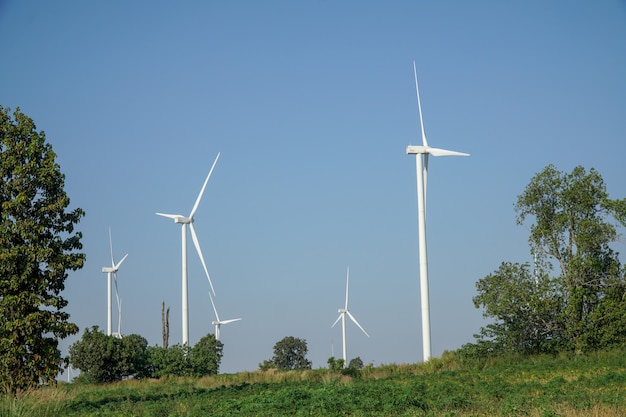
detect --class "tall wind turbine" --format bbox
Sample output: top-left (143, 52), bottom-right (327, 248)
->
top-left (331, 267), bottom-right (369, 367)
top-left (406, 62), bottom-right (469, 361)
top-left (208, 292), bottom-right (241, 341)
top-left (101, 229), bottom-right (128, 337)
top-left (156, 152), bottom-right (220, 346)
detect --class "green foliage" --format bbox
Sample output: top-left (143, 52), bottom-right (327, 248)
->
top-left (326, 356), bottom-right (344, 372)
top-left (473, 262), bottom-right (564, 355)
top-left (68, 327), bottom-right (147, 383)
top-left (12, 346), bottom-right (626, 416)
top-left (516, 165), bottom-right (626, 351)
top-left (188, 334), bottom-right (223, 377)
top-left (0, 106), bottom-right (85, 395)
top-left (348, 356), bottom-right (364, 370)
top-left (471, 165), bottom-right (626, 355)
top-left (263, 336), bottom-right (312, 371)
top-left (143, 335), bottom-right (223, 378)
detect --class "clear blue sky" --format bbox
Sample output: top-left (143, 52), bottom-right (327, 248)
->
top-left (1, 1), bottom-right (625, 374)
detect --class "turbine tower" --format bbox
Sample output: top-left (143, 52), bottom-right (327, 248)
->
top-left (208, 292), bottom-right (241, 341)
top-left (406, 62), bottom-right (469, 361)
top-left (101, 228), bottom-right (128, 337)
top-left (157, 152), bottom-right (220, 346)
top-left (332, 267), bottom-right (369, 367)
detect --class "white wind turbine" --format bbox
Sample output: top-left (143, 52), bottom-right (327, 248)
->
top-left (101, 229), bottom-right (128, 337)
top-left (406, 62), bottom-right (469, 361)
top-left (157, 152), bottom-right (220, 346)
top-left (331, 267), bottom-right (369, 367)
top-left (208, 292), bottom-right (241, 341)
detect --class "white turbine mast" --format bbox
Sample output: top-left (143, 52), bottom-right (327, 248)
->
top-left (208, 291), bottom-right (241, 341)
top-left (101, 228), bottom-right (128, 337)
top-left (331, 267), bottom-right (369, 367)
top-left (406, 62), bottom-right (469, 361)
top-left (156, 152), bottom-right (220, 346)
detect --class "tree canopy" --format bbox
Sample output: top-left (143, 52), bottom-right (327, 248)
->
top-left (69, 326), bottom-right (148, 383)
top-left (0, 106), bottom-right (85, 394)
top-left (260, 336), bottom-right (312, 371)
top-left (469, 165), bottom-right (626, 355)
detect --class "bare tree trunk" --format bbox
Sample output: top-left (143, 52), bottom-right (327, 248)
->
top-left (162, 301), bottom-right (170, 349)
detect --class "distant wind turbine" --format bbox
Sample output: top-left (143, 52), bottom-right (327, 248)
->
top-left (101, 228), bottom-right (128, 337)
top-left (208, 292), bottom-right (241, 341)
top-left (332, 267), bottom-right (369, 367)
top-left (406, 62), bottom-right (469, 361)
top-left (156, 152), bottom-right (220, 346)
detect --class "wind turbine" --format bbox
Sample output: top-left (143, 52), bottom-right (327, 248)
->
top-left (101, 229), bottom-right (128, 337)
top-left (406, 62), bottom-right (469, 361)
top-left (331, 267), bottom-right (369, 367)
top-left (208, 292), bottom-right (241, 341)
top-left (156, 152), bottom-right (220, 346)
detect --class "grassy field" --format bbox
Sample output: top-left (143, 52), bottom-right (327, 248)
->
top-left (4, 347), bottom-right (626, 416)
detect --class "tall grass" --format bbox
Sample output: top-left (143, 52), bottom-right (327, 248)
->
top-left (0, 387), bottom-right (66, 417)
top-left (6, 346), bottom-right (626, 416)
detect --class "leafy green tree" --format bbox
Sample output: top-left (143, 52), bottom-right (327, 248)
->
top-left (327, 356), bottom-right (344, 372)
top-left (472, 262), bottom-right (564, 355)
top-left (143, 335), bottom-right (223, 378)
top-left (143, 344), bottom-right (189, 378)
top-left (69, 326), bottom-right (148, 383)
top-left (264, 336), bottom-right (312, 371)
top-left (348, 356), bottom-right (364, 370)
top-left (189, 334), bottom-right (223, 376)
top-left (516, 165), bottom-right (626, 351)
top-left (471, 165), bottom-right (626, 355)
top-left (0, 106), bottom-right (85, 394)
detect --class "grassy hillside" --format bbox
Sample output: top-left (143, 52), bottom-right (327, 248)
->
top-left (5, 347), bottom-right (626, 416)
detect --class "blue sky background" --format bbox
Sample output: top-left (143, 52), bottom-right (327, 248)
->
top-left (1, 1), bottom-right (625, 374)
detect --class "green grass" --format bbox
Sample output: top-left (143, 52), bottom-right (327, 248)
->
top-left (4, 347), bottom-right (626, 416)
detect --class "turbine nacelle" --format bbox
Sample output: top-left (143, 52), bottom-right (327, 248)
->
top-left (406, 145), bottom-right (469, 157)
top-left (156, 213), bottom-right (192, 224)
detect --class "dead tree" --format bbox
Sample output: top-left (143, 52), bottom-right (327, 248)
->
top-left (161, 301), bottom-right (170, 349)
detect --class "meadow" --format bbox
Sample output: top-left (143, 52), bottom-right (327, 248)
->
top-left (4, 347), bottom-right (626, 417)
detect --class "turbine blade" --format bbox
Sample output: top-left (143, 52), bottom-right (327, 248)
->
top-left (117, 298), bottom-right (122, 336)
top-left (189, 222), bottom-right (216, 296)
top-left (208, 291), bottom-right (220, 322)
top-left (346, 310), bottom-right (370, 337)
top-left (113, 272), bottom-right (121, 312)
top-left (413, 61), bottom-right (428, 148)
top-left (109, 227), bottom-right (115, 267)
top-left (190, 152), bottom-right (220, 219)
top-left (331, 314), bottom-right (342, 328)
top-left (344, 267), bottom-right (350, 309)
top-left (156, 212), bottom-right (181, 220)
top-left (221, 318), bottom-right (242, 325)
top-left (114, 253), bottom-right (128, 270)
top-left (428, 147), bottom-right (470, 157)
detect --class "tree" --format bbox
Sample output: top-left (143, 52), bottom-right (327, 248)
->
top-left (516, 165), bottom-right (626, 352)
top-left (68, 326), bottom-right (148, 383)
top-left (143, 334), bottom-right (223, 378)
top-left (262, 336), bottom-right (312, 371)
top-left (472, 262), bottom-right (564, 355)
top-left (161, 301), bottom-right (169, 349)
top-left (0, 106), bottom-right (85, 394)
top-left (189, 333), bottom-right (223, 376)
top-left (327, 356), bottom-right (344, 372)
top-left (348, 356), bottom-right (364, 371)
top-left (470, 165), bottom-right (626, 355)
top-left (144, 344), bottom-right (190, 378)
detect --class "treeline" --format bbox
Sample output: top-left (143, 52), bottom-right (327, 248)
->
top-left (68, 326), bottom-right (223, 383)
